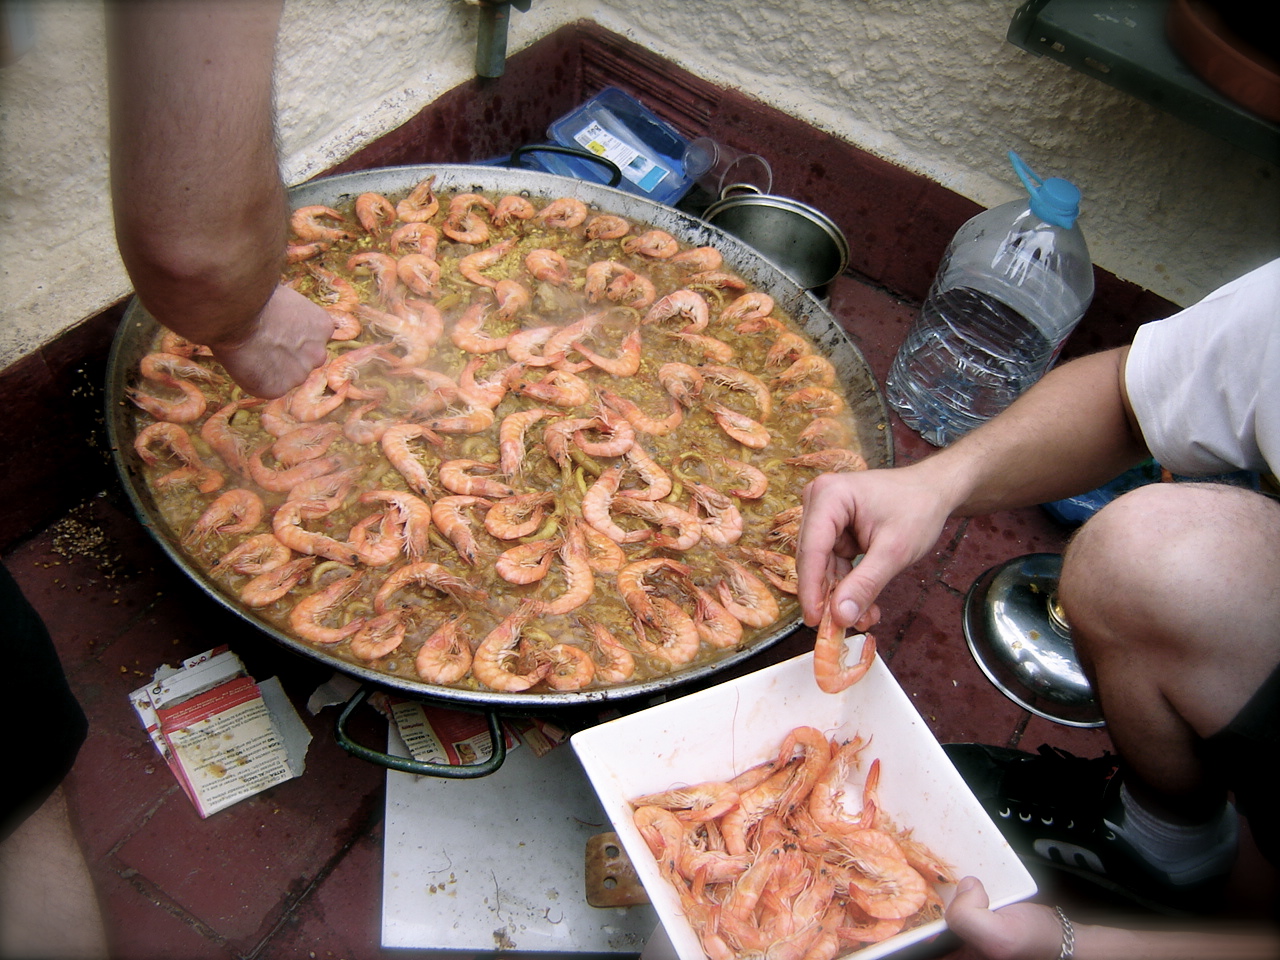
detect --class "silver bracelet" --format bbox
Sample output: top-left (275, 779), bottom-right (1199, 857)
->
top-left (1054, 905), bottom-right (1076, 960)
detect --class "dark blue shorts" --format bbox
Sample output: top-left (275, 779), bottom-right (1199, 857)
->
top-left (0, 562), bottom-right (87, 840)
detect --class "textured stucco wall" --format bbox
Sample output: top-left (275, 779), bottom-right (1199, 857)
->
top-left (2, 0), bottom-right (1277, 372)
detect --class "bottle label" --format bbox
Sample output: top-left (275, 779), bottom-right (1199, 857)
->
top-left (572, 121), bottom-right (669, 193)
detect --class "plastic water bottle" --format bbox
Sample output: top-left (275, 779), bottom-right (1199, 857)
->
top-left (886, 152), bottom-right (1094, 446)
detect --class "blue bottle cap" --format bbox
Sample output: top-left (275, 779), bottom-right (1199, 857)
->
top-left (1009, 151), bottom-right (1080, 229)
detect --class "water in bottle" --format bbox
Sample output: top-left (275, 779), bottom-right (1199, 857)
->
top-left (886, 152), bottom-right (1094, 446)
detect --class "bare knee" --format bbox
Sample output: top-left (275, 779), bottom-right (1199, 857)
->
top-left (1060, 482), bottom-right (1280, 730)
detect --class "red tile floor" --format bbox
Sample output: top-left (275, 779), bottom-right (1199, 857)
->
top-left (5, 270), bottom-right (1275, 959)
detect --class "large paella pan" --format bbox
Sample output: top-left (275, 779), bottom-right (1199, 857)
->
top-left (106, 164), bottom-right (892, 712)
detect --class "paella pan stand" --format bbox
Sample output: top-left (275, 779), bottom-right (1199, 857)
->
top-left (105, 162), bottom-right (894, 780)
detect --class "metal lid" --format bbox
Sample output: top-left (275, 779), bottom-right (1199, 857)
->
top-left (962, 553), bottom-right (1105, 728)
top-left (701, 185), bottom-right (850, 291)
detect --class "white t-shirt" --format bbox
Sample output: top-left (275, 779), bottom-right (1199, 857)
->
top-left (1125, 258), bottom-right (1279, 479)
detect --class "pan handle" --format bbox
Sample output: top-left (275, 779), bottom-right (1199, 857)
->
top-left (333, 684), bottom-right (507, 778)
top-left (506, 143), bottom-right (624, 188)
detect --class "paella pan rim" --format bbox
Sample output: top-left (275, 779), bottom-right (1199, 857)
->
top-left (105, 163), bottom-right (894, 707)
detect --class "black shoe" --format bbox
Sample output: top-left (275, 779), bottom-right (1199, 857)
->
top-left (943, 742), bottom-right (1234, 916)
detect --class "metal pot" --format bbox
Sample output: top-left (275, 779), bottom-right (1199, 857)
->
top-left (105, 164), bottom-right (891, 772)
top-left (702, 185), bottom-right (850, 294)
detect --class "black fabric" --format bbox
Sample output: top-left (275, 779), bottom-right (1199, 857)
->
top-left (1206, 657), bottom-right (1280, 868)
top-left (0, 562), bottom-right (87, 841)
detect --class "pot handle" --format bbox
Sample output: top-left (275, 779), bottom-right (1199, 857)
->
top-left (333, 684), bottom-right (507, 779)
top-left (717, 182), bottom-right (763, 201)
top-left (506, 143), bottom-right (624, 188)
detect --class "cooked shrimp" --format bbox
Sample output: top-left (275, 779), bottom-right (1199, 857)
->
top-left (720, 292), bottom-right (775, 324)
top-left (738, 546), bottom-right (798, 595)
top-left (662, 330), bottom-right (735, 363)
top-left (535, 197), bottom-right (588, 229)
top-left (380, 423), bottom-right (439, 499)
top-left (430, 495), bottom-right (491, 566)
top-left (505, 324), bottom-right (563, 367)
top-left (781, 386), bottom-right (847, 416)
top-left (443, 192), bottom-right (496, 244)
top-left (419, 404), bottom-right (495, 435)
top-left (271, 422), bottom-right (342, 468)
top-left (617, 442), bottom-right (672, 501)
top-left (484, 491), bottom-right (555, 540)
top-left (573, 410), bottom-right (634, 458)
top-left (135, 420), bottom-right (222, 490)
top-left (578, 616), bottom-right (635, 683)
top-left (714, 454), bottom-right (768, 499)
top-left (510, 369), bottom-right (591, 408)
top-left (614, 498), bottom-right (702, 551)
top-left (765, 331), bottom-right (815, 369)
top-left (599, 390), bottom-right (684, 436)
top-left (239, 555), bottom-right (317, 608)
top-left (183, 489), bottom-right (264, 548)
top-left (494, 535), bottom-right (561, 584)
top-left (633, 597), bottom-right (700, 666)
top-left (341, 510), bottom-right (396, 564)
top-left (583, 466), bottom-right (652, 544)
top-left (272, 498), bottom-right (362, 565)
top-left (700, 363), bottom-right (773, 420)
top-left (715, 556), bottom-right (780, 628)
top-left (389, 221), bottom-right (439, 258)
top-left (471, 603), bottom-right (549, 692)
top-left (573, 326), bottom-right (641, 377)
top-left (643, 289), bottom-right (710, 333)
top-left (634, 779), bottom-right (741, 823)
top-left (291, 205), bottom-right (357, 242)
top-left (531, 519), bottom-right (594, 616)
top-left (325, 342), bottom-right (390, 401)
top-left (543, 312), bottom-right (604, 372)
top-left (287, 366), bottom-right (349, 422)
top-left (493, 194), bottom-right (537, 226)
top-left (395, 174), bottom-right (439, 222)
top-left (685, 269), bottom-right (748, 292)
top-left (457, 237), bottom-right (516, 288)
top-left (686, 582), bottom-right (743, 649)
top-left (499, 406), bottom-right (559, 477)
top-left (359, 490), bottom-right (433, 560)
top-left (286, 466), bottom-right (362, 516)
top-left (305, 263), bottom-right (361, 311)
top-left (622, 229), bottom-right (679, 258)
top-left (288, 572), bottom-right (366, 645)
top-left (799, 416), bottom-right (855, 451)
top-left (618, 557), bottom-right (693, 624)
top-left (656, 362), bottom-right (705, 407)
top-left (247, 444), bottom-right (344, 494)
top-left (524, 248), bottom-right (572, 285)
top-left (457, 355), bottom-right (516, 410)
top-left (373, 560), bottom-right (487, 614)
top-left (584, 214), bottom-right (630, 240)
top-left (493, 278), bottom-right (531, 322)
top-left (128, 378), bottom-right (207, 424)
top-left (786, 448), bottom-right (869, 473)
top-left (414, 615), bottom-right (473, 685)
top-left (606, 269), bottom-right (656, 309)
top-left (584, 260), bottom-right (631, 302)
top-left (688, 481), bottom-right (744, 547)
top-left (450, 299), bottom-right (510, 354)
top-left (349, 609), bottom-right (408, 661)
top-left (813, 592), bottom-right (877, 693)
top-left (581, 521), bottom-right (626, 575)
top-left (669, 245), bottom-right (723, 272)
top-left (396, 253), bottom-right (441, 297)
top-left (705, 401), bottom-right (771, 450)
top-left (347, 250), bottom-right (402, 304)
top-left (536, 643), bottom-right (596, 691)
top-left (438, 458), bottom-right (514, 498)
top-left (773, 354), bottom-right (837, 391)
top-left (212, 532), bottom-right (292, 577)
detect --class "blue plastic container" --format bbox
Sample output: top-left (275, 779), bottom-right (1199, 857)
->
top-left (537, 87), bottom-right (694, 206)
